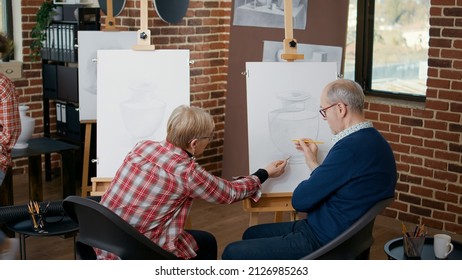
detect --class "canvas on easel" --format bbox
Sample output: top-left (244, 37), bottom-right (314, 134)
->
top-left (78, 31), bottom-right (137, 121)
top-left (96, 49), bottom-right (190, 177)
top-left (246, 61), bottom-right (337, 194)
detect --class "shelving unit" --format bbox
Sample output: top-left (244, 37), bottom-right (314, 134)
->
top-left (41, 5), bottom-right (100, 182)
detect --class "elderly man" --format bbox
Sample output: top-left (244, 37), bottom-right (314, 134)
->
top-left (222, 79), bottom-right (397, 260)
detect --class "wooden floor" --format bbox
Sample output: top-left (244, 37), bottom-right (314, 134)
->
top-left (8, 172), bottom-right (406, 260)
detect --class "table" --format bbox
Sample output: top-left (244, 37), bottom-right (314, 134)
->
top-left (0, 137), bottom-right (79, 206)
top-left (384, 237), bottom-right (462, 260)
top-left (6, 215), bottom-right (79, 259)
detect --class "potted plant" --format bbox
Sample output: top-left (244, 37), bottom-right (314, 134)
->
top-left (30, 0), bottom-right (57, 61)
top-left (0, 34), bottom-right (14, 62)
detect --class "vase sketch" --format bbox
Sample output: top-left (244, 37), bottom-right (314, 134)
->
top-left (268, 90), bottom-right (319, 164)
top-left (120, 81), bottom-right (166, 139)
top-left (14, 105), bottom-right (35, 149)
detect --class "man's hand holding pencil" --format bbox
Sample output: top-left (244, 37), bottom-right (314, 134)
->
top-left (293, 138), bottom-right (320, 171)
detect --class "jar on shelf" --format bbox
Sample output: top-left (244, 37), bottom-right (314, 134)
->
top-left (268, 90), bottom-right (319, 164)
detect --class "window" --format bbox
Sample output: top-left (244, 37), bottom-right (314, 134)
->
top-left (0, 0), bottom-right (12, 38)
top-left (345, 0), bottom-right (430, 101)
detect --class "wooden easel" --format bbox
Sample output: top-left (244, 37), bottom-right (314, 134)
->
top-left (90, 177), bottom-right (113, 196)
top-left (132, 0), bottom-right (155, 51)
top-left (242, 0), bottom-right (304, 226)
top-left (81, 0), bottom-right (120, 196)
top-left (103, 0), bottom-right (118, 31)
top-left (81, 1), bottom-right (151, 197)
top-left (243, 193), bottom-right (298, 226)
top-left (80, 120), bottom-right (95, 197)
top-left (280, 0), bottom-right (304, 62)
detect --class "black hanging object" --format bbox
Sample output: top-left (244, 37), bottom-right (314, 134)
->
top-left (154, 0), bottom-right (189, 24)
top-left (98, 0), bottom-right (126, 17)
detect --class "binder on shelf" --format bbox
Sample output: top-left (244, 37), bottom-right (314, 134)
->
top-left (58, 24), bottom-right (64, 62)
top-left (70, 24), bottom-right (77, 62)
top-left (65, 24), bottom-right (72, 62)
top-left (61, 103), bottom-right (68, 137)
top-left (50, 25), bottom-right (59, 61)
top-left (43, 7), bottom-right (99, 62)
top-left (61, 103), bottom-right (67, 124)
top-left (56, 103), bottom-right (63, 135)
top-left (65, 104), bottom-right (81, 142)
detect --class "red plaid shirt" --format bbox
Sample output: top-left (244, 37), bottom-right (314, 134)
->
top-left (0, 74), bottom-right (20, 173)
top-left (97, 140), bottom-right (262, 259)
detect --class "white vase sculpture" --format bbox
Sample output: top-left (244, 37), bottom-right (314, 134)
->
top-left (14, 105), bottom-right (35, 149)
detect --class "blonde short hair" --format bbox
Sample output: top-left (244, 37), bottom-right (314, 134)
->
top-left (166, 105), bottom-right (215, 149)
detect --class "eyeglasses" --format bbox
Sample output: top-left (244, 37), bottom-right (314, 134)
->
top-left (188, 134), bottom-right (214, 144)
top-left (199, 134), bottom-right (214, 141)
top-left (319, 103), bottom-right (347, 118)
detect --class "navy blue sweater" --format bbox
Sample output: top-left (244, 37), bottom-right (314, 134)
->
top-left (292, 127), bottom-right (397, 245)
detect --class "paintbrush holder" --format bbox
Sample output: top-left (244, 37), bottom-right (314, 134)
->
top-left (30, 213), bottom-right (45, 232)
top-left (403, 235), bottom-right (425, 258)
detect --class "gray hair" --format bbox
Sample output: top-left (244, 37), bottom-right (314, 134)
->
top-left (324, 79), bottom-right (365, 114)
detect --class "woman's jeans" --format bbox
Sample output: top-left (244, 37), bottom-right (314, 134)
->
top-left (222, 219), bottom-right (322, 260)
top-left (0, 230), bottom-right (5, 244)
top-left (187, 229), bottom-right (217, 260)
top-left (0, 170), bottom-right (4, 185)
top-left (0, 170), bottom-right (8, 244)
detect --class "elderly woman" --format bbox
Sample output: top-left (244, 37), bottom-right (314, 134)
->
top-left (0, 32), bottom-right (21, 260)
top-left (97, 105), bottom-right (288, 259)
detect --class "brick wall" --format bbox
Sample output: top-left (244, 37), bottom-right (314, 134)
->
top-left (16, 1), bottom-right (462, 234)
top-left (17, 0), bottom-right (231, 176)
top-left (370, 0), bottom-right (462, 234)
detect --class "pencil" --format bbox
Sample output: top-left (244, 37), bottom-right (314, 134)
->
top-left (291, 139), bottom-right (324, 144)
top-left (275, 156), bottom-right (291, 167)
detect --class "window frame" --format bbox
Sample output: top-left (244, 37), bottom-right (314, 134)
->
top-left (1, 0), bottom-right (13, 38)
top-left (354, 0), bottom-right (426, 102)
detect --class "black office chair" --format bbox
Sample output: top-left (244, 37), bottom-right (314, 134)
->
top-left (62, 195), bottom-right (178, 260)
top-left (301, 197), bottom-right (394, 260)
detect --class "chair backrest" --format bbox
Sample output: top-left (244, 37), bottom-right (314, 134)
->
top-left (63, 195), bottom-right (178, 260)
top-left (301, 197), bottom-right (394, 260)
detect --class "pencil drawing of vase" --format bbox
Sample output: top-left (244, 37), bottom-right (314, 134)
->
top-left (268, 90), bottom-right (319, 164)
top-left (120, 81), bottom-right (166, 140)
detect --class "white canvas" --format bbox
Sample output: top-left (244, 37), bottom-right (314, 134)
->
top-left (262, 40), bottom-right (343, 75)
top-left (246, 62), bottom-right (337, 193)
top-left (97, 49), bottom-right (190, 177)
top-left (78, 31), bottom-right (137, 121)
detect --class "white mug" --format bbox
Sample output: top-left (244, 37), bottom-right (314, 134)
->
top-left (434, 234), bottom-right (454, 259)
